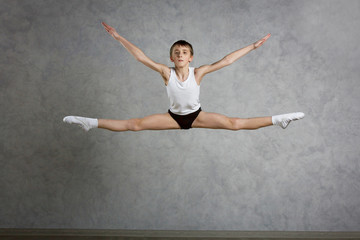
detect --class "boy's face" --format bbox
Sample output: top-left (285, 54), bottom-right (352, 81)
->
top-left (170, 45), bottom-right (193, 66)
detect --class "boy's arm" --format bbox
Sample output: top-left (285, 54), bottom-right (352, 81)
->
top-left (195, 34), bottom-right (271, 83)
top-left (102, 22), bottom-right (170, 81)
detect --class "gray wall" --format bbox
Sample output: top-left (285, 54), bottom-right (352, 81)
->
top-left (1, 0), bottom-right (360, 231)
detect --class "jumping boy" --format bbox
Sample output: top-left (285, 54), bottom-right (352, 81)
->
top-left (63, 22), bottom-right (304, 132)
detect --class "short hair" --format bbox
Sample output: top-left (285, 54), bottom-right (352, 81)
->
top-left (170, 40), bottom-right (194, 57)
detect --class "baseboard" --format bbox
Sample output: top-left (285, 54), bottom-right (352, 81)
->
top-left (1, 229), bottom-right (360, 240)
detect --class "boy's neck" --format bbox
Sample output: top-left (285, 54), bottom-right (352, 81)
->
top-left (174, 63), bottom-right (190, 73)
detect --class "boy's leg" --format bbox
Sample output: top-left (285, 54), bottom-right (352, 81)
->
top-left (64, 113), bottom-right (180, 132)
top-left (192, 111), bottom-right (304, 130)
top-left (192, 112), bottom-right (272, 130)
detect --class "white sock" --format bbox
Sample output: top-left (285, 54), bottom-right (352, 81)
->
top-left (272, 112), bottom-right (305, 129)
top-left (63, 116), bottom-right (98, 132)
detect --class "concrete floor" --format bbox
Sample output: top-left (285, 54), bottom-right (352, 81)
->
top-left (1, 229), bottom-right (360, 239)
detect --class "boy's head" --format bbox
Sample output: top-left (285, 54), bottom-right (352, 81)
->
top-left (170, 40), bottom-right (193, 57)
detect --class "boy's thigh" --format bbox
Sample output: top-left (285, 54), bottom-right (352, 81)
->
top-left (192, 111), bottom-right (234, 129)
top-left (140, 113), bottom-right (180, 130)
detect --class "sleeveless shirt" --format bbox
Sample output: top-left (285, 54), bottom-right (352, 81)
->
top-left (166, 67), bottom-right (201, 115)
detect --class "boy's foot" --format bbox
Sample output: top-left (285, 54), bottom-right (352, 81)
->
top-left (63, 116), bottom-right (98, 132)
top-left (272, 112), bottom-right (305, 129)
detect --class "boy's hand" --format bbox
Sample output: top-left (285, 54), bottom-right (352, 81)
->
top-left (102, 22), bottom-right (121, 40)
top-left (254, 33), bottom-right (271, 49)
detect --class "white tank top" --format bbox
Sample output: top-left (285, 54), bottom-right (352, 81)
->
top-left (166, 67), bottom-right (201, 115)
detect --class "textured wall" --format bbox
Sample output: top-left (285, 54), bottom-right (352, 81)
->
top-left (1, 0), bottom-right (360, 231)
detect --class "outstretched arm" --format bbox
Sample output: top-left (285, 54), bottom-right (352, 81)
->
top-left (102, 22), bottom-right (170, 81)
top-left (195, 34), bottom-right (271, 82)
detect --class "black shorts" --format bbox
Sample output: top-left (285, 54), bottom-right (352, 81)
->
top-left (168, 108), bottom-right (202, 130)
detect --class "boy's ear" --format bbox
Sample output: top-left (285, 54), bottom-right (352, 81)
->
top-left (170, 57), bottom-right (174, 62)
top-left (189, 55), bottom-right (193, 62)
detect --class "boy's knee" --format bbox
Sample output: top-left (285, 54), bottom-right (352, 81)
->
top-left (230, 118), bottom-right (244, 130)
top-left (128, 118), bottom-right (143, 131)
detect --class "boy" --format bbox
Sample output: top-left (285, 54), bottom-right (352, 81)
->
top-left (63, 22), bottom-right (304, 132)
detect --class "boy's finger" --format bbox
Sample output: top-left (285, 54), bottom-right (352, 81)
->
top-left (102, 22), bottom-right (111, 29)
